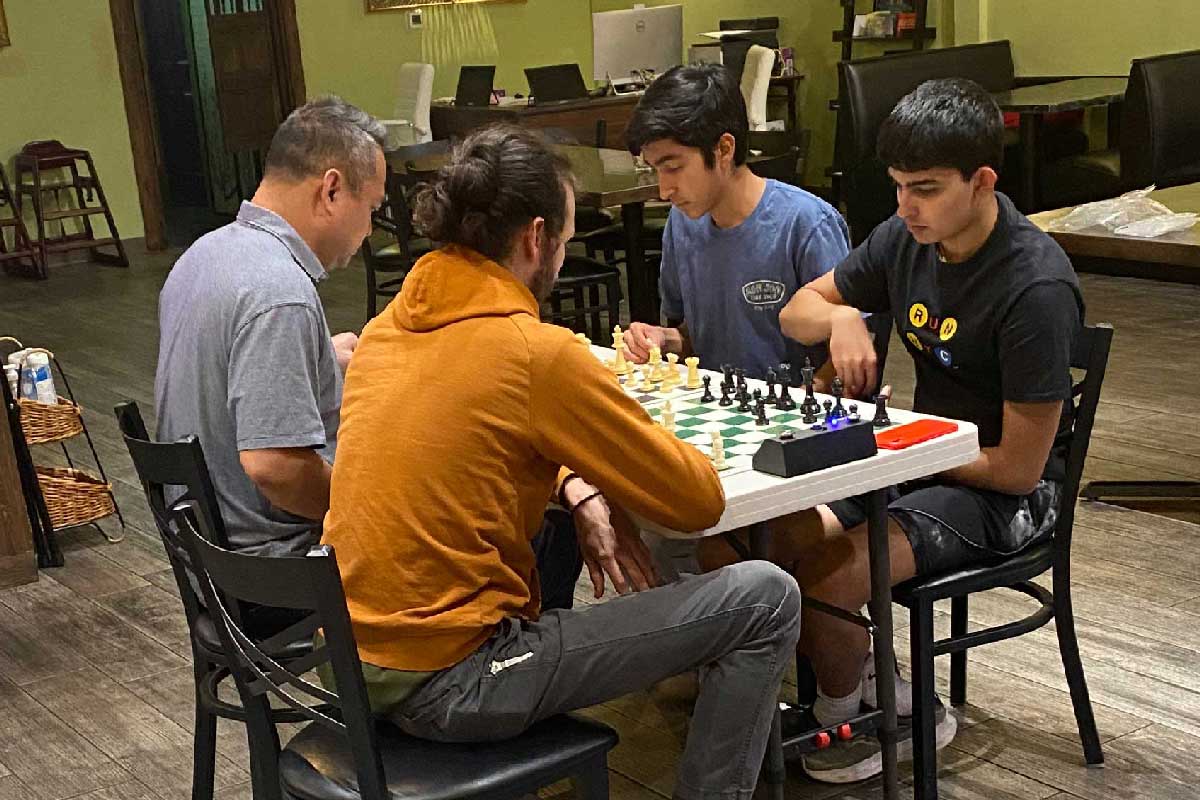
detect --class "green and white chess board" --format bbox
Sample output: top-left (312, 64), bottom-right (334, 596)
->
top-left (646, 398), bottom-right (815, 473)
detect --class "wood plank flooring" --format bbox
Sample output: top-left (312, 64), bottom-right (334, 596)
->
top-left (0, 247), bottom-right (1198, 799)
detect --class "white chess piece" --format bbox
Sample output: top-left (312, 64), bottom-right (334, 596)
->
top-left (661, 399), bottom-right (676, 433)
top-left (709, 429), bottom-right (726, 469)
top-left (685, 356), bottom-right (701, 389)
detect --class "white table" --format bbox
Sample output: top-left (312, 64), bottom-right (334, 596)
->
top-left (593, 347), bottom-right (979, 800)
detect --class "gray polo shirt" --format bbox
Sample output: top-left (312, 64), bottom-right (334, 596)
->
top-left (155, 201), bottom-right (341, 556)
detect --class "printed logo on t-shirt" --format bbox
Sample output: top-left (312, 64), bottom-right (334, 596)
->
top-left (742, 280), bottom-right (786, 306)
top-left (909, 303), bottom-right (929, 328)
top-left (935, 347), bottom-right (953, 367)
top-left (904, 302), bottom-right (958, 370)
top-left (939, 317), bottom-right (958, 341)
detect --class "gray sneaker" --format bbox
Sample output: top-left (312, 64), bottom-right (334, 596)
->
top-left (802, 697), bottom-right (958, 784)
top-left (861, 650), bottom-right (913, 718)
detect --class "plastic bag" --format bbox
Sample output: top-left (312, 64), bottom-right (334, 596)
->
top-left (1113, 213), bottom-right (1199, 238)
top-left (1046, 185), bottom-right (1200, 239)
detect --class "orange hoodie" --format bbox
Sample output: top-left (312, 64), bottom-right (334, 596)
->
top-left (324, 246), bottom-right (725, 672)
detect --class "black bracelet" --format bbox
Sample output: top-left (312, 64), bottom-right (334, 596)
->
top-left (568, 489), bottom-right (603, 515)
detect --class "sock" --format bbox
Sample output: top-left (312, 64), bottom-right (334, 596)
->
top-left (813, 682), bottom-right (863, 727)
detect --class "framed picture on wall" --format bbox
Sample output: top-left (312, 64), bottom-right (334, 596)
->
top-left (366, 0), bottom-right (522, 11)
top-left (0, 1), bottom-right (10, 48)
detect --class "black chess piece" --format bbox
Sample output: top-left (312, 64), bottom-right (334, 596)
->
top-left (830, 377), bottom-right (847, 421)
top-left (754, 398), bottom-right (770, 426)
top-left (737, 389), bottom-right (753, 413)
top-left (849, 403), bottom-right (860, 423)
top-left (719, 384), bottom-right (733, 407)
top-left (735, 368), bottom-right (747, 394)
top-left (701, 375), bottom-right (715, 403)
top-left (777, 383), bottom-right (796, 411)
top-left (872, 393), bottom-right (892, 427)
top-left (822, 398), bottom-right (833, 425)
top-left (721, 364), bottom-right (734, 391)
top-left (765, 368), bottom-right (778, 406)
top-left (800, 357), bottom-right (820, 417)
top-left (801, 402), bottom-right (818, 425)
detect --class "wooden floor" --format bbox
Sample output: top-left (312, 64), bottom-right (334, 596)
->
top-left (0, 247), bottom-right (1199, 800)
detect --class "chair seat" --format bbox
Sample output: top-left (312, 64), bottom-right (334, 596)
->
top-left (556, 255), bottom-right (621, 284)
top-left (280, 713), bottom-right (618, 800)
top-left (893, 540), bottom-right (1053, 604)
top-left (1040, 149), bottom-right (1123, 209)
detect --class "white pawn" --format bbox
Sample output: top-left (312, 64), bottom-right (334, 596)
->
top-left (709, 429), bottom-right (726, 469)
top-left (660, 399), bottom-right (676, 433)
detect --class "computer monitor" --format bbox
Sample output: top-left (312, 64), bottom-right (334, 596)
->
top-left (524, 64), bottom-right (589, 105)
top-left (592, 5), bottom-right (684, 87)
top-left (455, 65), bottom-right (495, 107)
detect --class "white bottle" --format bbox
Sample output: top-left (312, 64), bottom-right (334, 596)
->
top-left (24, 352), bottom-right (57, 405)
top-left (3, 364), bottom-right (17, 400)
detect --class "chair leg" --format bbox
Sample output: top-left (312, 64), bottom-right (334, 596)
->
top-left (949, 595), bottom-right (968, 706)
top-left (910, 599), bottom-right (938, 800)
top-left (762, 706), bottom-right (785, 800)
top-left (607, 276), bottom-right (621, 336)
top-left (588, 283), bottom-right (602, 341)
top-left (192, 683), bottom-right (218, 800)
top-left (1054, 584), bottom-right (1105, 765)
top-left (570, 754), bottom-right (611, 800)
top-left (242, 693), bottom-right (285, 800)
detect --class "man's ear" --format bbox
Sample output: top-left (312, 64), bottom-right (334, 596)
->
top-left (973, 166), bottom-right (998, 193)
top-left (716, 133), bottom-right (737, 169)
top-left (320, 168), bottom-right (343, 211)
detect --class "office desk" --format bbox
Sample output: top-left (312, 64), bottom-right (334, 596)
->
top-left (430, 94), bottom-right (642, 149)
top-left (392, 144), bottom-right (665, 323)
top-left (992, 77), bottom-right (1127, 211)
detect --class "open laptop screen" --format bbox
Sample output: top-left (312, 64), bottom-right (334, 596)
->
top-left (455, 65), bottom-right (495, 107)
top-left (525, 64), bottom-right (589, 105)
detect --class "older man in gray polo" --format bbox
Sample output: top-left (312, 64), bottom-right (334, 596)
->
top-left (155, 95), bottom-right (386, 556)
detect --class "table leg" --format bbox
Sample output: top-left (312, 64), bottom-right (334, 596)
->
top-left (1019, 113), bottom-right (1041, 212)
top-left (621, 201), bottom-right (658, 323)
top-left (787, 83), bottom-right (798, 132)
top-left (748, 521), bottom-right (785, 800)
top-left (866, 489), bottom-right (899, 800)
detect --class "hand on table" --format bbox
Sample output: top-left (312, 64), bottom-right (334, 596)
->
top-left (829, 307), bottom-right (877, 400)
top-left (623, 322), bottom-right (670, 364)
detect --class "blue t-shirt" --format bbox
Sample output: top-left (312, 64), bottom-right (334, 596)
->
top-left (660, 179), bottom-right (850, 379)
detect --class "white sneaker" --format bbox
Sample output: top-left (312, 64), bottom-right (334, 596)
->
top-left (861, 650), bottom-right (913, 718)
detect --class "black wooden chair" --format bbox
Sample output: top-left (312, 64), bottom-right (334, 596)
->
top-left (113, 401), bottom-right (315, 800)
top-left (546, 255), bottom-right (624, 341)
top-left (894, 323), bottom-right (1112, 799)
top-left (364, 141), bottom-right (452, 319)
top-left (170, 500), bottom-right (620, 800)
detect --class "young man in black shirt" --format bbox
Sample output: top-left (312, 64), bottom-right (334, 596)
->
top-left (779, 78), bottom-right (1083, 783)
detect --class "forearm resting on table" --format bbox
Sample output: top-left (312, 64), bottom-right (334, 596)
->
top-left (239, 447), bottom-right (332, 520)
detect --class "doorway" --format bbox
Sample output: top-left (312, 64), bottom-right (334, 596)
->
top-left (109, 0), bottom-right (306, 250)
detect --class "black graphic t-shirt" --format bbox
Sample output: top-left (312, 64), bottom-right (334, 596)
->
top-left (834, 192), bottom-right (1083, 481)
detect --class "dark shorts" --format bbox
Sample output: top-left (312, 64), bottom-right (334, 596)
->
top-left (827, 479), bottom-right (1061, 577)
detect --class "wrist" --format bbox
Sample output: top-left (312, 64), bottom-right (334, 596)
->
top-left (561, 475), bottom-right (597, 507)
top-left (568, 489), bottom-right (603, 516)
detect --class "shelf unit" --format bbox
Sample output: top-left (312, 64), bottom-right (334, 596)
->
top-left (834, 0), bottom-right (932, 62)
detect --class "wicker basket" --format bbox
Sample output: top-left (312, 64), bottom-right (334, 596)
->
top-left (35, 467), bottom-right (116, 531)
top-left (18, 396), bottom-right (84, 444)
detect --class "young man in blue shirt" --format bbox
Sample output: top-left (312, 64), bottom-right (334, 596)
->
top-left (622, 64), bottom-right (850, 380)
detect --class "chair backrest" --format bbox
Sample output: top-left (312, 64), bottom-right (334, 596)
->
top-left (394, 63), bottom-right (435, 143)
top-left (741, 45), bottom-right (776, 132)
top-left (113, 401), bottom-right (231, 624)
top-left (173, 500), bottom-right (389, 799)
top-left (836, 40), bottom-right (1015, 244)
top-left (1120, 49), bottom-right (1200, 190)
top-left (1054, 323), bottom-right (1114, 560)
top-left (747, 129), bottom-right (809, 184)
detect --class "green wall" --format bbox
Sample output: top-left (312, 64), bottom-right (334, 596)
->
top-left (0, 0), bottom-right (143, 243)
top-left (296, 0), bottom-right (595, 119)
top-left (981, 0), bottom-right (1200, 76)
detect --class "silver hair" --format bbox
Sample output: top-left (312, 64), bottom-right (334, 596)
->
top-left (264, 95), bottom-right (387, 192)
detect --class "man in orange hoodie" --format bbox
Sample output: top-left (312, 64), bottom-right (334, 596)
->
top-left (323, 125), bottom-right (802, 800)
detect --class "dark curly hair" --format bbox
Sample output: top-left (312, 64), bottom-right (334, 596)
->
top-left (413, 125), bottom-right (575, 262)
top-left (625, 64), bottom-right (750, 168)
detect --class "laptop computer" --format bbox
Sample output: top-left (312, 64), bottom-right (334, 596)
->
top-left (524, 64), bottom-right (589, 105)
top-left (455, 65), bottom-right (496, 107)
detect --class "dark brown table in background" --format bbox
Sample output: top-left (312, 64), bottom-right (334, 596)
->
top-left (431, 94), bottom-right (642, 149)
top-left (992, 77), bottom-right (1127, 211)
top-left (391, 145), bottom-right (665, 323)
top-left (1031, 181), bottom-right (1200, 504)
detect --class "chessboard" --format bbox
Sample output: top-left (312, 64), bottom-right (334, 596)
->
top-left (645, 399), bottom-right (810, 473)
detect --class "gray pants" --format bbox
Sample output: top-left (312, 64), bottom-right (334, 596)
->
top-left (388, 561), bottom-right (802, 800)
